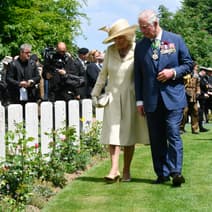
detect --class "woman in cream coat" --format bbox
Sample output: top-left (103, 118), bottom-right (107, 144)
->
top-left (92, 19), bottom-right (149, 182)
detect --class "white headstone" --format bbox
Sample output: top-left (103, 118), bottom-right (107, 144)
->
top-left (7, 104), bottom-right (23, 143)
top-left (95, 107), bottom-right (104, 122)
top-left (25, 103), bottom-right (39, 147)
top-left (68, 100), bottom-right (80, 142)
top-left (0, 105), bottom-right (5, 160)
top-left (81, 99), bottom-right (93, 132)
top-left (40, 102), bottom-right (53, 155)
top-left (54, 101), bottom-right (66, 130)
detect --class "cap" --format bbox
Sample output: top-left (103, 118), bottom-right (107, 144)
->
top-left (78, 48), bottom-right (89, 55)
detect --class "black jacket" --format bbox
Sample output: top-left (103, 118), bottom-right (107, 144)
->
top-left (73, 57), bottom-right (88, 99)
top-left (42, 53), bottom-right (78, 101)
top-left (6, 58), bottom-right (40, 103)
top-left (86, 62), bottom-right (101, 98)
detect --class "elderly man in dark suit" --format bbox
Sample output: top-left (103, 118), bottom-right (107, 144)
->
top-left (6, 43), bottom-right (40, 104)
top-left (134, 10), bottom-right (193, 186)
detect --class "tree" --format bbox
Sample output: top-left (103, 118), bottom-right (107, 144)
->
top-left (0, 0), bottom-right (87, 59)
top-left (158, 0), bottom-right (212, 66)
top-left (136, 1), bottom-right (211, 67)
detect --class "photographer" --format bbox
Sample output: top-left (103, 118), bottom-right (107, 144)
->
top-left (42, 42), bottom-right (83, 102)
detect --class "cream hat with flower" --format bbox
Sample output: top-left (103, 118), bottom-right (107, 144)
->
top-left (99, 19), bottom-right (138, 44)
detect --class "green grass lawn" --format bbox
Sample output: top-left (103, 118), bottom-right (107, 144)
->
top-left (42, 123), bottom-right (212, 212)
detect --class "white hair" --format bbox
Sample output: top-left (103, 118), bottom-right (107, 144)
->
top-left (20, 43), bottom-right (32, 52)
top-left (139, 9), bottom-right (159, 25)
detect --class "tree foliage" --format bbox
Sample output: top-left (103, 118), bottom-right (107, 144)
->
top-left (0, 0), bottom-right (87, 58)
top-left (136, 0), bottom-right (212, 67)
top-left (159, 0), bottom-right (212, 66)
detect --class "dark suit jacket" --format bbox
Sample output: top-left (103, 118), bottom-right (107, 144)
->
top-left (134, 30), bottom-right (193, 112)
top-left (86, 62), bottom-right (101, 97)
top-left (6, 58), bottom-right (40, 103)
top-left (74, 57), bottom-right (88, 98)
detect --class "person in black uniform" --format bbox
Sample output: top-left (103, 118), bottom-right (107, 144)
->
top-left (198, 66), bottom-right (210, 131)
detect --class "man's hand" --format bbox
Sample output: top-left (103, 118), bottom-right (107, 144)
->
top-left (75, 95), bottom-right (80, 100)
top-left (57, 69), bottom-right (66, 75)
top-left (46, 73), bottom-right (53, 79)
top-left (27, 80), bottom-right (34, 87)
top-left (157, 68), bottom-right (175, 83)
top-left (19, 81), bottom-right (28, 88)
top-left (137, 105), bottom-right (145, 116)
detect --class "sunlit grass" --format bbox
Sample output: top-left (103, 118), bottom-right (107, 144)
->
top-left (42, 123), bottom-right (212, 212)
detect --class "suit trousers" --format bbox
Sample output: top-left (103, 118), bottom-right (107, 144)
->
top-left (146, 98), bottom-right (184, 177)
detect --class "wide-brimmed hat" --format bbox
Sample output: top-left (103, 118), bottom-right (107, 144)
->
top-left (100, 19), bottom-right (138, 44)
top-left (199, 66), bottom-right (212, 72)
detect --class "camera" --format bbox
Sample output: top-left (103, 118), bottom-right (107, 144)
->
top-left (55, 58), bottom-right (65, 70)
top-left (43, 46), bottom-right (70, 74)
top-left (43, 46), bottom-right (85, 89)
top-left (43, 46), bottom-right (56, 61)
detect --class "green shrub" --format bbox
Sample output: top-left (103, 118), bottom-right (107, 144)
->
top-left (0, 120), bottom-right (106, 209)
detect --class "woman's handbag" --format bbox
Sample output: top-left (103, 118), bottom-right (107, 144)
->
top-left (93, 93), bottom-right (110, 107)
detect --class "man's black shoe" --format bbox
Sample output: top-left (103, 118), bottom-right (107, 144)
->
top-left (200, 128), bottom-right (209, 132)
top-left (154, 176), bottom-right (170, 184)
top-left (172, 174), bottom-right (185, 187)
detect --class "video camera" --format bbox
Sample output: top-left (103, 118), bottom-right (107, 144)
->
top-left (43, 46), bottom-right (56, 61)
top-left (43, 46), bottom-right (85, 89)
top-left (43, 46), bottom-right (68, 74)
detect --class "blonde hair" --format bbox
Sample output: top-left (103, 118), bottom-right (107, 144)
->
top-left (125, 33), bottom-right (136, 43)
top-left (87, 49), bottom-right (100, 63)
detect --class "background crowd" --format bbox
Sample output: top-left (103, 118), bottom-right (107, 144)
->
top-left (0, 41), bottom-right (211, 129)
top-left (0, 43), bottom-right (104, 107)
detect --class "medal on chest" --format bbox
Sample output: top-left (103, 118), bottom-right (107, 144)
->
top-left (152, 50), bottom-right (159, 60)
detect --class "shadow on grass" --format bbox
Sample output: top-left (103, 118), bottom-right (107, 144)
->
top-left (191, 137), bottom-right (212, 141)
top-left (75, 176), bottom-right (104, 183)
top-left (129, 178), bottom-right (155, 184)
top-left (75, 176), bottom-right (154, 184)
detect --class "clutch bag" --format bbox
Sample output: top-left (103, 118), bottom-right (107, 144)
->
top-left (96, 93), bottom-right (110, 107)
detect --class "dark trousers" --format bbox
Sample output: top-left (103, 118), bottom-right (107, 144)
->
top-left (146, 99), bottom-right (183, 177)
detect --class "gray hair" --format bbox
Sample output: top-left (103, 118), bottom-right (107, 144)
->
top-left (139, 9), bottom-right (159, 25)
top-left (20, 43), bottom-right (32, 52)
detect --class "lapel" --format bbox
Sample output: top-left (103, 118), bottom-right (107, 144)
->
top-left (158, 31), bottom-right (170, 71)
top-left (15, 59), bottom-right (25, 78)
top-left (96, 63), bottom-right (102, 71)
